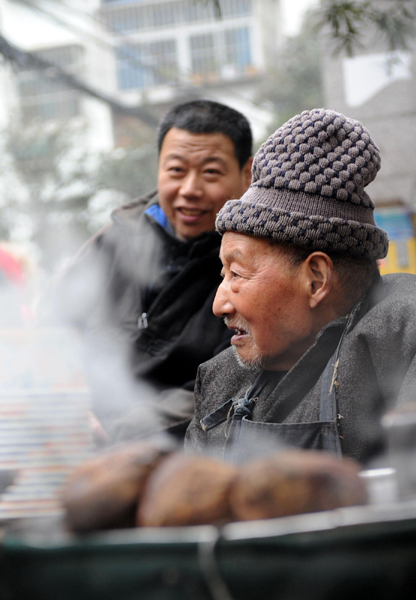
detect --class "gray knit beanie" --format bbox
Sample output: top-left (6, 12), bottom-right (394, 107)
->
top-left (216, 108), bottom-right (388, 259)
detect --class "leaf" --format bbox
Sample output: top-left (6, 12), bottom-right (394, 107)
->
top-left (314, 0), bottom-right (416, 56)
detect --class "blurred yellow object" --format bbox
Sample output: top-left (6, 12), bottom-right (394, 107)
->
top-left (375, 207), bottom-right (416, 276)
top-left (379, 238), bottom-right (416, 275)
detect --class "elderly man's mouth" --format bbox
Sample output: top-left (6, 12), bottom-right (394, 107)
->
top-left (224, 319), bottom-right (250, 344)
top-left (231, 327), bottom-right (249, 344)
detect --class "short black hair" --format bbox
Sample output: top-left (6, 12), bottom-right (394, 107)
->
top-left (274, 242), bottom-right (379, 309)
top-left (157, 99), bottom-right (252, 169)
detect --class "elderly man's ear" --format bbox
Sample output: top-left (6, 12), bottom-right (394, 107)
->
top-left (302, 252), bottom-right (335, 309)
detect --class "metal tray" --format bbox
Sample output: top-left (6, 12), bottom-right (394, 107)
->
top-left (2, 500), bottom-right (416, 600)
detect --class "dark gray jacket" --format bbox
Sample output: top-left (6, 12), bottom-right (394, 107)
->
top-left (185, 273), bottom-right (416, 465)
top-left (44, 191), bottom-right (231, 440)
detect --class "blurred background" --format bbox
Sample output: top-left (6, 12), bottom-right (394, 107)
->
top-left (0, 0), bottom-right (415, 284)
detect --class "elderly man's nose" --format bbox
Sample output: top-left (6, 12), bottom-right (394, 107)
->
top-left (213, 282), bottom-right (232, 317)
top-left (180, 172), bottom-right (203, 197)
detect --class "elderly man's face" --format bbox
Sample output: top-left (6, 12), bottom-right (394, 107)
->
top-left (213, 232), bottom-right (317, 371)
top-left (158, 128), bottom-right (252, 241)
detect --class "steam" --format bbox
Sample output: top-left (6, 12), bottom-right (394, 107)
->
top-left (0, 322), bottom-right (92, 519)
top-left (0, 227), bottom-right (176, 521)
top-left (0, 217), bottom-right (415, 525)
top-left (44, 219), bottom-right (172, 443)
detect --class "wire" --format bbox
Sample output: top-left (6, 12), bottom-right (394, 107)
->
top-left (16, 0), bottom-right (269, 113)
top-left (0, 33), bottom-right (160, 126)
top-left (15, 0), bottom-right (175, 83)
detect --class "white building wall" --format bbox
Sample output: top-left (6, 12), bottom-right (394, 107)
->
top-left (0, 0), bottom-right (114, 152)
top-left (253, 0), bottom-right (285, 70)
top-left (322, 38), bottom-right (416, 211)
top-left (98, 0), bottom-right (275, 141)
top-left (0, 0), bottom-right (302, 150)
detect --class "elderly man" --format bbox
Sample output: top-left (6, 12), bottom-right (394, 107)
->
top-left (47, 100), bottom-right (252, 440)
top-left (185, 108), bottom-right (416, 466)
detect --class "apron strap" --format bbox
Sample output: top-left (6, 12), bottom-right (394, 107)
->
top-left (319, 301), bottom-right (363, 457)
top-left (319, 352), bottom-right (338, 422)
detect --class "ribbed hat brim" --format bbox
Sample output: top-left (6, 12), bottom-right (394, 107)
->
top-left (216, 193), bottom-right (389, 260)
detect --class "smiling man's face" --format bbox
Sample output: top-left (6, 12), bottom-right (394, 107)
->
top-left (213, 232), bottom-right (318, 372)
top-left (157, 127), bottom-right (252, 241)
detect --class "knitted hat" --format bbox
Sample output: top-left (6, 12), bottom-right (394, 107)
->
top-left (216, 108), bottom-right (388, 259)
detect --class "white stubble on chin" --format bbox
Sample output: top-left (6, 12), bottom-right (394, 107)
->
top-left (231, 345), bottom-right (263, 372)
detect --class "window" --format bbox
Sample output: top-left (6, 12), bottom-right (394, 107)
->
top-left (190, 33), bottom-right (216, 76)
top-left (101, 0), bottom-right (253, 33)
top-left (224, 27), bottom-right (251, 70)
top-left (18, 45), bottom-right (83, 124)
top-left (221, 0), bottom-right (252, 18)
top-left (183, 0), bottom-right (214, 23)
top-left (103, 1), bottom-right (182, 32)
top-left (117, 39), bottom-right (177, 89)
top-left (190, 27), bottom-right (251, 80)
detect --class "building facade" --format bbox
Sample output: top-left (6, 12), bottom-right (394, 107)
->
top-left (321, 31), bottom-right (416, 274)
top-left (0, 0), bottom-right (283, 147)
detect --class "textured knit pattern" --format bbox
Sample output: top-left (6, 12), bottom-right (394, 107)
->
top-left (216, 108), bottom-right (389, 259)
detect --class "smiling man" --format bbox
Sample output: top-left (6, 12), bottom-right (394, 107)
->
top-left (157, 126), bottom-right (247, 241)
top-left (48, 100), bottom-right (252, 441)
top-left (185, 108), bottom-right (416, 466)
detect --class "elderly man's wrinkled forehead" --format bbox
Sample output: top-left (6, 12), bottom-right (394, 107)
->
top-left (219, 231), bottom-right (298, 271)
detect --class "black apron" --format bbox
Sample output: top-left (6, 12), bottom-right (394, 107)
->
top-left (200, 317), bottom-right (356, 464)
